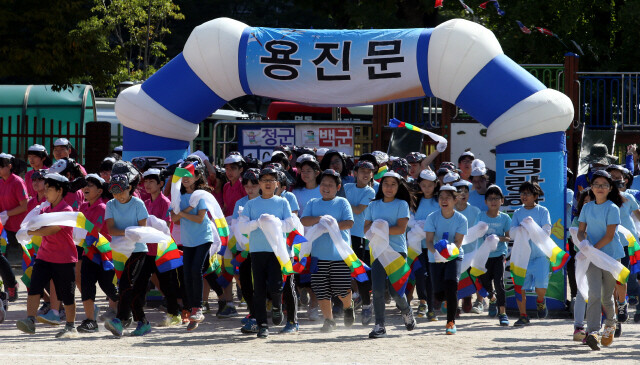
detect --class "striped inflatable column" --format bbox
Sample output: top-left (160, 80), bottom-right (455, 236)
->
top-left (115, 18), bottom-right (250, 164)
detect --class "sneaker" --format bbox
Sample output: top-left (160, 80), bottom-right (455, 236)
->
top-left (361, 305), bottom-right (372, 325)
top-left (37, 310), bottom-right (62, 326)
top-left (131, 321), bottom-right (151, 336)
top-left (189, 308), bottom-right (205, 323)
top-left (445, 321), bottom-right (457, 335)
top-left (272, 306), bottom-right (284, 326)
top-left (403, 310), bottom-right (416, 331)
top-left (368, 324), bottom-right (386, 338)
top-left (186, 320), bottom-right (198, 331)
top-left (426, 311), bottom-right (438, 321)
top-left (471, 301), bottom-right (484, 314)
top-left (344, 302), bottom-right (355, 327)
top-left (586, 332), bottom-right (600, 350)
top-left (7, 283), bottom-right (17, 302)
top-left (181, 309), bottom-right (191, 324)
top-left (201, 302), bottom-right (211, 314)
top-left (488, 299), bottom-right (498, 318)
top-left (601, 325), bottom-right (615, 347)
top-left (617, 301), bottom-right (628, 322)
top-left (498, 313), bottom-right (509, 326)
top-left (16, 317), bottom-right (36, 334)
top-left (217, 304), bottom-right (239, 319)
top-left (614, 322), bottom-right (622, 338)
top-left (77, 319), bottom-right (99, 333)
top-left (629, 295), bottom-right (639, 307)
top-left (105, 318), bottom-right (124, 337)
top-left (240, 319), bottom-right (258, 334)
top-left (280, 321), bottom-right (299, 334)
top-left (321, 318), bottom-right (336, 333)
top-left (55, 323), bottom-right (78, 338)
top-left (257, 325), bottom-right (269, 338)
top-left (536, 301), bottom-right (548, 319)
top-left (158, 314), bottom-right (181, 327)
top-left (462, 297), bottom-right (472, 313)
top-left (37, 302), bottom-right (51, 316)
top-left (513, 316), bottom-right (530, 327)
top-left (241, 315), bottom-right (252, 325)
top-left (99, 308), bottom-right (117, 322)
top-left (573, 327), bottom-right (586, 341)
top-left (417, 303), bottom-right (427, 318)
top-left (308, 306), bottom-right (320, 321)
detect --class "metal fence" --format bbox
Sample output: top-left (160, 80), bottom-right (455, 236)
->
top-left (578, 72), bottom-right (640, 129)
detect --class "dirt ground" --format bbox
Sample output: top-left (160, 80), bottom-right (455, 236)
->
top-left (0, 285), bottom-right (638, 365)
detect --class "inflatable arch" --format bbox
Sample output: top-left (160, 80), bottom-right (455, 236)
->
top-left (116, 18), bottom-right (573, 309)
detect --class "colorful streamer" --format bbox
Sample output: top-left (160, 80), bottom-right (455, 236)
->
top-left (366, 219), bottom-right (411, 296)
top-left (188, 190), bottom-right (230, 255)
top-left (389, 118), bottom-right (448, 150)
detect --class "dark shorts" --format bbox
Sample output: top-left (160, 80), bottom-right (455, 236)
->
top-left (29, 259), bottom-right (76, 305)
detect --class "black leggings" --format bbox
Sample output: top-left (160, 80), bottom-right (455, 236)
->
top-left (80, 256), bottom-right (118, 302)
top-left (479, 255), bottom-right (506, 307)
top-left (238, 255), bottom-right (254, 318)
top-left (156, 265), bottom-right (181, 316)
top-left (251, 252), bottom-right (284, 327)
top-left (0, 231), bottom-right (18, 289)
top-left (414, 249), bottom-right (434, 310)
top-left (283, 274), bottom-right (298, 323)
top-left (566, 238), bottom-right (578, 299)
top-left (117, 252), bottom-right (155, 322)
top-left (182, 243), bottom-right (212, 310)
top-left (434, 280), bottom-right (458, 323)
top-left (351, 236), bottom-right (371, 305)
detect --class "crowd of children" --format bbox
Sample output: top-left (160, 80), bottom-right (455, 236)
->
top-left (0, 138), bottom-right (637, 351)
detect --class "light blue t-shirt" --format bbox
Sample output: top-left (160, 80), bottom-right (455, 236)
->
top-left (619, 191), bottom-right (639, 244)
top-left (302, 197), bottom-right (354, 261)
top-left (292, 186), bottom-right (321, 215)
top-left (579, 200), bottom-right (625, 260)
top-left (344, 183), bottom-right (376, 238)
top-left (477, 211), bottom-right (512, 258)
top-left (373, 181), bottom-right (380, 194)
top-left (232, 195), bottom-right (250, 219)
top-left (105, 196), bottom-right (149, 253)
top-left (424, 210), bottom-right (468, 263)
top-left (364, 199), bottom-right (410, 253)
top-left (456, 203), bottom-right (481, 253)
top-left (510, 204), bottom-right (552, 259)
top-left (179, 193), bottom-right (214, 247)
top-left (468, 190), bottom-right (488, 212)
top-left (242, 195), bottom-right (292, 253)
top-left (413, 197), bottom-right (439, 248)
top-left (280, 191), bottom-right (300, 213)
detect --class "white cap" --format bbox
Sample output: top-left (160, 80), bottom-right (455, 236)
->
top-left (453, 180), bottom-right (472, 188)
top-left (419, 169), bottom-right (437, 181)
top-left (443, 172), bottom-right (460, 184)
top-left (296, 154), bottom-right (317, 164)
top-left (54, 138), bottom-right (70, 147)
top-left (471, 159), bottom-right (487, 177)
top-left (191, 150), bottom-right (209, 162)
top-left (48, 159), bottom-right (67, 174)
top-left (271, 150), bottom-right (286, 159)
top-left (382, 171), bottom-right (403, 180)
top-left (372, 151), bottom-right (389, 164)
top-left (103, 157), bottom-right (116, 163)
top-left (316, 148), bottom-right (329, 157)
top-left (460, 151), bottom-right (475, 159)
top-left (439, 184), bottom-right (457, 192)
top-left (44, 172), bottom-right (69, 183)
top-left (143, 168), bottom-right (162, 178)
top-left (113, 145), bottom-right (123, 152)
top-left (224, 154), bottom-right (244, 165)
top-left (0, 152), bottom-right (13, 160)
top-left (486, 184), bottom-right (503, 194)
top-left (86, 173), bottom-right (105, 185)
top-left (28, 144), bottom-right (47, 152)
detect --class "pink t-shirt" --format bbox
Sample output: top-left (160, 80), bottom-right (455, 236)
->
top-left (64, 190), bottom-right (84, 211)
top-left (27, 195), bottom-right (46, 212)
top-left (144, 193), bottom-right (172, 256)
top-left (0, 174), bottom-right (28, 232)
top-left (223, 179), bottom-right (247, 217)
top-left (36, 200), bottom-right (77, 264)
top-left (79, 197), bottom-right (111, 243)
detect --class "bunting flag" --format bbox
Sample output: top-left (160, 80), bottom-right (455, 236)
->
top-left (520, 218), bottom-right (570, 272)
top-left (434, 232), bottom-right (460, 261)
top-left (374, 165), bottom-right (388, 182)
top-left (434, 0), bottom-right (443, 8)
top-left (188, 190), bottom-right (230, 255)
top-left (536, 27), bottom-right (555, 37)
top-left (366, 219), bottom-right (411, 296)
top-left (516, 20), bottom-right (531, 34)
top-left (319, 216), bottom-right (370, 282)
top-left (257, 214), bottom-right (295, 275)
top-left (509, 226), bottom-right (530, 301)
top-left (618, 225), bottom-right (640, 275)
top-left (479, 0), bottom-right (505, 15)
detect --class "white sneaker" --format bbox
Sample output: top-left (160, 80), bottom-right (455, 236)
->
top-left (308, 306), bottom-right (320, 321)
top-left (471, 301), bottom-right (484, 314)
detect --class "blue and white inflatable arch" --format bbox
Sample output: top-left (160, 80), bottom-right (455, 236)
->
top-left (117, 19), bottom-right (573, 301)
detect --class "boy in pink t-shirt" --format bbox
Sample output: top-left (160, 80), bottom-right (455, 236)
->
top-left (17, 173), bottom-right (78, 338)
